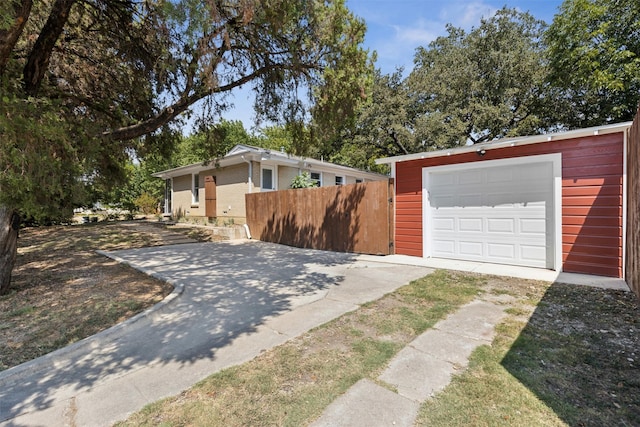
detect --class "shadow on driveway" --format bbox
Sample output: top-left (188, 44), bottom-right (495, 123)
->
top-left (501, 282), bottom-right (640, 425)
top-left (0, 240), bottom-right (357, 423)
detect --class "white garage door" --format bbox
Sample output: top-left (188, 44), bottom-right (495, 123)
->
top-left (426, 161), bottom-right (554, 268)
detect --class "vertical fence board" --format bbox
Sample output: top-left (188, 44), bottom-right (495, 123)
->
top-left (246, 180), bottom-right (394, 255)
top-left (626, 107), bottom-right (640, 299)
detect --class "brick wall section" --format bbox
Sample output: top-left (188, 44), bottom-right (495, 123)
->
top-left (395, 132), bottom-right (625, 277)
top-left (626, 108), bottom-right (640, 297)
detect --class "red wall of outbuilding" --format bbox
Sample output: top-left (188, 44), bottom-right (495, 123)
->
top-left (394, 132), bottom-right (624, 278)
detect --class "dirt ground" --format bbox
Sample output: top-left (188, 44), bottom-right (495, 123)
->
top-left (0, 220), bottom-right (222, 371)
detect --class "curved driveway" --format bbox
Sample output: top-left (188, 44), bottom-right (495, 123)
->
top-left (0, 240), bottom-right (432, 427)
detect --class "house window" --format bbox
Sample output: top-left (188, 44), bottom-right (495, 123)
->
top-left (335, 176), bottom-right (344, 185)
top-left (261, 167), bottom-right (275, 190)
top-left (310, 172), bottom-right (322, 187)
top-left (355, 178), bottom-right (363, 183)
top-left (192, 173), bottom-right (200, 204)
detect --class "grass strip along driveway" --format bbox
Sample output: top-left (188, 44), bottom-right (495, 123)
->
top-left (118, 271), bottom-right (640, 427)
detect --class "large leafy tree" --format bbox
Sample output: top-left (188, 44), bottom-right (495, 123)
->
top-left (545, 0), bottom-right (640, 127)
top-left (175, 120), bottom-right (258, 167)
top-left (407, 8), bottom-right (556, 148)
top-left (0, 0), bottom-right (371, 293)
top-left (329, 68), bottom-right (413, 171)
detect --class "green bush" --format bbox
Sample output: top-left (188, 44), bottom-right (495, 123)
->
top-left (290, 172), bottom-right (317, 189)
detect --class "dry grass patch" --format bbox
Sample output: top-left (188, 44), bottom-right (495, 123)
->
top-left (416, 282), bottom-right (640, 426)
top-left (0, 221), bottom-right (200, 370)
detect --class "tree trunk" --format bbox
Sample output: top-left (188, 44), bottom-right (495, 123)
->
top-left (0, 0), bottom-right (33, 74)
top-left (23, 0), bottom-right (75, 95)
top-left (0, 206), bottom-right (20, 295)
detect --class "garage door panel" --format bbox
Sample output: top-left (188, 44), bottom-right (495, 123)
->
top-left (521, 245), bottom-right (546, 262)
top-left (459, 218), bottom-right (483, 232)
top-left (520, 218), bottom-right (546, 234)
top-left (431, 195), bottom-right (455, 208)
top-left (487, 168), bottom-right (514, 183)
top-left (459, 170), bottom-right (482, 184)
top-left (433, 240), bottom-right (455, 255)
top-left (427, 160), bottom-right (554, 269)
top-left (459, 241), bottom-right (483, 256)
top-left (487, 218), bottom-right (515, 233)
top-left (487, 243), bottom-right (516, 259)
top-left (430, 173), bottom-right (455, 186)
top-left (433, 217), bottom-right (455, 231)
top-left (459, 194), bottom-right (483, 207)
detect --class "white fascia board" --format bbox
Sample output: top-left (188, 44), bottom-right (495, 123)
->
top-left (376, 122), bottom-right (633, 165)
top-left (301, 159), bottom-right (387, 179)
top-left (152, 154), bottom-right (255, 179)
top-left (151, 163), bottom-right (206, 179)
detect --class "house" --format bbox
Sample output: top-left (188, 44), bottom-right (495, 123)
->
top-left (376, 122), bottom-right (632, 279)
top-left (152, 144), bottom-right (387, 223)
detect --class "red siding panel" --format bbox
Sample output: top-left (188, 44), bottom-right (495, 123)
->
top-left (393, 132), bottom-right (624, 277)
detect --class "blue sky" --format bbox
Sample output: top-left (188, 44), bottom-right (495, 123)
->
top-left (216, 0), bottom-right (565, 132)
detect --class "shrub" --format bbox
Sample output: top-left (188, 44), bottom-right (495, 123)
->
top-left (134, 192), bottom-right (159, 215)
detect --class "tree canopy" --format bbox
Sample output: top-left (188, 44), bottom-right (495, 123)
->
top-left (1, 0), bottom-right (371, 219)
top-left (545, 0), bottom-right (640, 127)
top-left (407, 8), bottom-right (554, 149)
top-left (0, 0), bottom-right (372, 293)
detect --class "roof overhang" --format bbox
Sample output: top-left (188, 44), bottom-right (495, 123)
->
top-left (152, 144), bottom-right (386, 180)
top-left (375, 122), bottom-right (633, 165)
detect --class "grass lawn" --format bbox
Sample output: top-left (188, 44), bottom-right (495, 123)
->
top-left (416, 283), bottom-right (640, 426)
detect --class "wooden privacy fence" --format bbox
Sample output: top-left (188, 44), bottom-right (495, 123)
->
top-left (246, 179), bottom-right (394, 255)
top-left (626, 106), bottom-right (640, 299)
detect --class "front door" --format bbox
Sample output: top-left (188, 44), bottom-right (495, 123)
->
top-left (205, 175), bottom-right (217, 217)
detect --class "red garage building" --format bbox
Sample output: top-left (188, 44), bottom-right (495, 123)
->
top-left (377, 122), bottom-right (632, 278)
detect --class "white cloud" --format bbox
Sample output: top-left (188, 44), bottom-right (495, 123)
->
top-left (438, 1), bottom-right (498, 29)
top-left (392, 20), bottom-right (438, 45)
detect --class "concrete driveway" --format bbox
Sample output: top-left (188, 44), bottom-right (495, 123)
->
top-left (0, 240), bottom-right (431, 427)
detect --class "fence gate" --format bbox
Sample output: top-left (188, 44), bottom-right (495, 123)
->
top-left (626, 107), bottom-right (640, 299)
top-left (246, 179), bottom-right (394, 255)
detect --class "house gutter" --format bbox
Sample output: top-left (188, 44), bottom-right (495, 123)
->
top-left (241, 155), bottom-right (253, 193)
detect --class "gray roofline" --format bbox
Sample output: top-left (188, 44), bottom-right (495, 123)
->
top-left (152, 144), bottom-right (386, 179)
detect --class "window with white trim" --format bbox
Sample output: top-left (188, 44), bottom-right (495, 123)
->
top-left (261, 166), bottom-right (275, 190)
top-left (310, 172), bottom-right (322, 187)
top-left (355, 178), bottom-right (363, 183)
top-left (192, 173), bottom-right (200, 204)
top-left (335, 176), bottom-right (344, 185)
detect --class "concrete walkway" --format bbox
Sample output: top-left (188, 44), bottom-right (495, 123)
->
top-left (310, 297), bottom-right (511, 427)
top-left (0, 241), bottom-right (431, 427)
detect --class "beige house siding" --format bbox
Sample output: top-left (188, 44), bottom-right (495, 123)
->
top-left (322, 171), bottom-right (336, 187)
top-left (210, 163), bottom-right (250, 220)
top-left (278, 165), bottom-right (299, 190)
top-left (172, 174), bottom-right (194, 217)
top-left (251, 161), bottom-right (260, 193)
